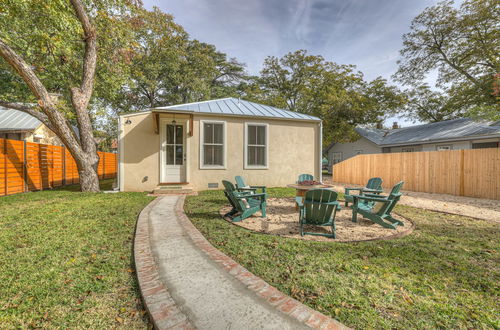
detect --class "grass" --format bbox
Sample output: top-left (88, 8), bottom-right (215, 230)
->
top-left (185, 188), bottom-right (500, 329)
top-left (0, 180), bottom-right (154, 328)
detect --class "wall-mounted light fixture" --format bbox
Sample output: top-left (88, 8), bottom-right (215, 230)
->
top-left (171, 114), bottom-right (176, 125)
top-left (125, 118), bottom-right (132, 125)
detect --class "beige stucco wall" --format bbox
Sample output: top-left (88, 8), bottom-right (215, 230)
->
top-left (25, 124), bottom-right (64, 146)
top-left (120, 112), bottom-right (320, 192)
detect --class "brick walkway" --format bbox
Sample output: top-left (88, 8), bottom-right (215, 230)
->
top-left (134, 195), bottom-right (349, 329)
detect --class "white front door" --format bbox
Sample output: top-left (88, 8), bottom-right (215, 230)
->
top-left (162, 123), bottom-right (186, 183)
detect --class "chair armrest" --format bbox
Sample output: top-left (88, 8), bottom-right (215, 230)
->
top-left (237, 192), bottom-right (267, 200)
top-left (363, 188), bottom-right (383, 193)
top-left (345, 187), bottom-right (363, 194)
top-left (353, 195), bottom-right (391, 203)
top-left (237, 187), bottom-right (257, 192)
top-left (364, 193), bottom-right (387, 198)
top-left (250, 185), bottom-right (266, 189)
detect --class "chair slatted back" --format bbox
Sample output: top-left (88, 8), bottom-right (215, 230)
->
top-left (298, 174), bottom-right (314, 182)
top-left (222, 180), bottom-right (245, 212)
top-left (303, 189), bottom-right (338, 225)
top-left (374, 181), bottom-right (404, 215)
top-left (235, 176), bottom-right (247, 188)
top-left (366, 177), bottom-right (383, 190)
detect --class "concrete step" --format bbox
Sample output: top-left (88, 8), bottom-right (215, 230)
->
top-left (153, 185), bottom-right (194, 194)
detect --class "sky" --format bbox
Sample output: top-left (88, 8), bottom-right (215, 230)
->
top-left (142, 0), bottom-right (442, 126)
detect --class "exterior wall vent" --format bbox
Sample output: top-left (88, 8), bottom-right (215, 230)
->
top-left (208, 183), bottom-right (218, 189)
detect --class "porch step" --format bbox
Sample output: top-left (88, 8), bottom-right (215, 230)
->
top-left (153, 185), bottom-right (194, 195)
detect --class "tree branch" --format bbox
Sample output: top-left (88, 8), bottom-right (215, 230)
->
top-left (0, 39), bottom-right (53, 108)
top-left (0, 100), bottom-right (56, 131)
top-left (69, 0), bottom-right (98, 153)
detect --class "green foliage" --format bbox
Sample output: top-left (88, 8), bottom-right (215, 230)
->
top-left (0, 180), bottom-right (154, 327)
top-left (240, 50), bottom-right (406, 143)
top-left (110, 7), bottom-right (246, 113)
top-left (395, 0), bottom-right (499, 120)
top-left (185, 190), bottom-right (500, 329)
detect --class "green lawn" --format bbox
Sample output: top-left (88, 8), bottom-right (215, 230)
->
top-left (185, 188), bottom-right (500, 329)
top-left (0, 180), bottom-right (154, 328)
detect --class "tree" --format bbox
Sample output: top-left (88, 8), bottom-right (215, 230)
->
top-left (394, 0), bottom-right (499, 118)
top-left (111, 8), bottom-right (246, 113)
top-left (246, 50), bottom-right (406, 143)
top-left (404, 84), bottom-right (469, 122)
top-left (0, 0), bottom-right (138, 191)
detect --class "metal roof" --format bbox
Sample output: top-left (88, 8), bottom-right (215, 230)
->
top-left (0, 107), bottom-right (41, 131)
top-left (153, 97), bottom-right (321, 122)
top-left (324, 118), bottom-right (500, 152)
top-left (358, 118), bottom-right (500, 147)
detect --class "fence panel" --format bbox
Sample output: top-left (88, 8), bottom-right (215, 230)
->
top-left (0, 138), bottom-right (117, 196)
top-left (332, 148), bottom-right (500, 200)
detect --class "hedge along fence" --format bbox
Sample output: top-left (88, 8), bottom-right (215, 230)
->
top-left (0, 138), bottom-right (117, 196)
top-left (332, 148), bottom-right (500, 200)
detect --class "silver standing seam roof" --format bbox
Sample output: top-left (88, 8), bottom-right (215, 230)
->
top-left (325, 118), bottom-right (500, 152)
top-left (153, 97), bottom-right (321, 122)
top-left (0, 107), bottom-right (41, 131)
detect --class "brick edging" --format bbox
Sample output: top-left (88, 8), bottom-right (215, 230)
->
top-left (175, 195), bottom-right (350, 330)
top-left (134, 197), bottom-right (194, 329)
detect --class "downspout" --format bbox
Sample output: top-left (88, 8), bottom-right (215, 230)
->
top-left (118, 116), bottom-right (123, 191)
top-left (319, 121), bottom-right (323, 182)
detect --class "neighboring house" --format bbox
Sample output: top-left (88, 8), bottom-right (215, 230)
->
top-left (0, 106), bottom-right (64, 145)
top-left (325, 118), bottom-right (500, 169)
top-left (118, 98), bottom-right (322, 192)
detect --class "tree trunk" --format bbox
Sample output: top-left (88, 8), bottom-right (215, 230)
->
top-left (74, 151), bottom-right (100, 192)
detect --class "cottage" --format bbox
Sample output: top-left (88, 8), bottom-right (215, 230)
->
top-left (0, 107), bottom-right (64, 145)
top-left (118, 98), bottom-right (322, 192)
top-left (325, 118), bottom-right (500, 169)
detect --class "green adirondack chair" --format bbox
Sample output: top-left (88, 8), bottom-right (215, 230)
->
top-left (235, 175), bottom-right (266, 194)
top-left (296, 189), bottom-right (340, 238)
top-left (344, 177), bottom-right (383, 207)
top-left (297, 173), bottom-right (314, 182)
top-left (222, 180), bottom-right (266, 222)
top-left (351, 181), bottom-right (404, 229)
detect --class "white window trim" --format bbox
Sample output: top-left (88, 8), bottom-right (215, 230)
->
top-left (436, 144), bottom-right (453, 151)
top-left (244, 122), bottom-right (269, 169)
top-left (199, 120), bottom-right (227, 169)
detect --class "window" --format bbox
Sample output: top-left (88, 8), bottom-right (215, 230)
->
top-left (166, 124), bottom-right (183, 165)
top-left (472, 142), bottom-right (498, 149)
top-left (245, 123), bottom-right (268, 168)
top-left (200, 121), bottom-right (225, 168)
top-left (436, 145), bottom-right (452, 151)
top-left (331, 152), bottom-right (343, 164)
top-left (402, 147), bottom-right (414, 152)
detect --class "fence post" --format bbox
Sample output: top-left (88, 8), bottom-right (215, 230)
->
top-left (23, 140), bottom-right (27, 193)
top-left (3, 139), bottom-right (7, 196)
top-left (62, 146), bottom-right (66, 186)
top-left (459, 149), bottom-right (465, 196)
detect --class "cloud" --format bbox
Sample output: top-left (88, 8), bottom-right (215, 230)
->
top-left (143, 0), bottom-right (439, 82)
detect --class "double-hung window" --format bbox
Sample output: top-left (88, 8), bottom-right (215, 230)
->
top-left (245, 123), bottom-right (268, 169)
top-left (200, 121), bottom-right (225, 168)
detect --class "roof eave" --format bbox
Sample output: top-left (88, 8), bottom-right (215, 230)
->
top-left (122, 108), bottom-right (321, 122)
top-left (381, 133), bottom-right (500, 147)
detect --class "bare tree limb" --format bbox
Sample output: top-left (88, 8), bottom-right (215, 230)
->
top-left (68, 0), bottom-right (98, 154)
top-left (0, 100), bottom-right (56, 131)
top-left (0, 40), bottom-right (53, 108)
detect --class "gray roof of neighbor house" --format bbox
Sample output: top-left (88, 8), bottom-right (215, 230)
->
top-left (324, 118), bottom-right (500, 152)
top-left (153, 97), bottom-right (321, 122)
top-left (0, 107), bottom-right (41, 131)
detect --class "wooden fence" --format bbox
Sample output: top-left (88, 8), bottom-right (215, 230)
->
top-left (0, 138), bottom-right (117, 196)
top-left (332, 148), bottom-right (500, 200)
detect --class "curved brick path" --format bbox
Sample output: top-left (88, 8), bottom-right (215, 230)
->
top-left (134, 195), bottom-right (349, 329)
